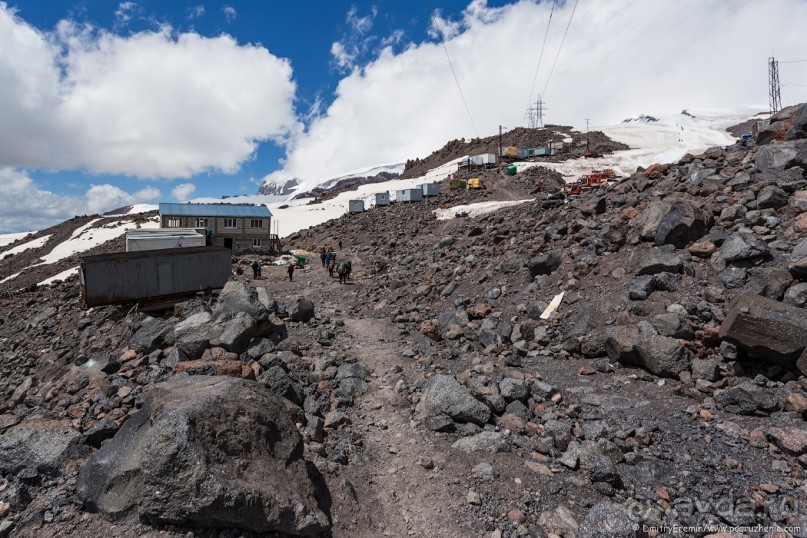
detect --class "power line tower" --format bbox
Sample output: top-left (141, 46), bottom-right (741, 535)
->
top-left (526, 97), bottom-right (546, 129)
top-left (769, 57), bottom-right (782, 115)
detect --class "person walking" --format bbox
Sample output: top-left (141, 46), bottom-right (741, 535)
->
top-left (251, 260), bottom-right (260, 279)
top-left (287, 262), bottom-right (294, 282)
top-left (338, 239), bottom-right (343, 250)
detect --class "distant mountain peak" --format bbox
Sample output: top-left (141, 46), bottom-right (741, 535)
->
top-left (258, 178), bottom-right (299, 196)
top-left (622, 114), bottom-right (658, 123)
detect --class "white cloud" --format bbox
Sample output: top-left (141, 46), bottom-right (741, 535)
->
top-left (115, 2), bottom-right (137, 24)
top-left (222, 5), bottom-right (236, 22)
top-left (0, 3), bottom-right (297, 179)
top-left (269, 0), bottom-right (807, 190)
top-left (330, 41), bottom-right (355, 71)
top-left (330, 5), bottom-right (384, 73)
top-left (187, 5), bottom-right (205, 19)
top-left (0, 168), bottom-right (160, 233)
top-left (171, 182), bottom-right (196, 201)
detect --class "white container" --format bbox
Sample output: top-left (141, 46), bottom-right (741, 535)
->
top-left (375, 192), bottom-right (390, 206)
top-left (348, 200), bottom-right (365, 213)
top-left (420, 183), bottom-right (440, 196)
top-left (125, 229), bottom-right (205, 252)
top-left (396, 189), bottom-right (423, 202)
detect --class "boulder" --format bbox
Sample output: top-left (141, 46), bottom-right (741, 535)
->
top-left (719, 294), bottom-right (807, 366)
top-left (605, 323), bottom-right (692, 378)
top-left (654, 201), bottom-right (710, 248)
top-left (214, 281), bottom-right (270, 321)
top-left (130, 317), bottom-right (174, 355)
top-left (174, 311), bottom-right (219, 360)
top-left (785, 104), bottom-right (807, 141)
top-left (784, 283), bottom-right (807, 308)
top-left (714, 382), bottom-right (784, 415)
top-left (0, 419), bottom-right (87, 476)
top-left (258, 366), bottom-right (304, 406)
top-left (754, 142), bottom-right (800, 170)
top-left (76, 376), bottom-right (330, 535)
top-left (288, 298), bottom-right (315, 322)
top-left (217, 311), bottom-right (257, 354)
top-left (451, 431), bottom-right (510, 454)
top-left (437, 308), bottom-right (469, 333)
top-left (422, 375), bottom-right (490, 426)
top-left (578, 501), bottom-right (638, 538)
top-left (634, 200), bottom-right (672, 240)
top-left (719, 231), bottom-right (770, 262)
top-left (499, 378), bottom-right (529, 402)
top-left (755, 185), bottom-right (790, 209)
top-left (636, 247), bottom-right (682, 276)
top-left (334, 362), bottom-right (367, 402)
top-left (528, 251), bottom-right (563, 277)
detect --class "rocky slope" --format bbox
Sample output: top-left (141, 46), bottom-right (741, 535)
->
top-left (1, 105), bottom-right (807, 538)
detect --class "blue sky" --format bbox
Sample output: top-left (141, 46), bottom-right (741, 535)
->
top-left (1, 0), bottom-right (806, 232)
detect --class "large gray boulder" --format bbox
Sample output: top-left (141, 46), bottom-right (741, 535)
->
top-left (605, 323), bottom-right (692, 378)
top-left (422, 375), bottom-right (490, 426)
top-left (785, 104), bottom-right (807, 140)
top-left (719, 231), bottom-right (770, 262)
top-left (130, 316), bottom-right (174, 355)
top-left (174, 311), bottom-right (220, 360)
top-left (216, 311), bottom-right (258, 354)
top-left (654, 201), bottom-right (710, 248)
top-left (288, 298), bottom-right (315, 322)
top-left (76, 376), bottom-right (330, 535)
top-left (636, 247), bottom-right (682, 276)
top-left (714, 382), bottom-right (784, 415)
top-left (0, 419), bottom-right (87, 476)
top-left (578, 501), bottom-right (638, 538)
top-left (719, 294), bottom-right (807, 366)
top-left (214, 281), bottom-right (270, 321)
top-left (634, 200), bottom-right (672, 240)
top-left (755, 185), bottom-right (790, 209)
top-left (754, 141), bottom-right (800, 170)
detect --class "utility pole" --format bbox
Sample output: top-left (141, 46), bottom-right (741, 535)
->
top-left (585, 118), bottom-right (591, 150)
top-left (536, 96), bottom-right (544, 128)
top-left (499, 125), bottom-right (504, 158)
top-left (769, 57), bottom-right (782, 115)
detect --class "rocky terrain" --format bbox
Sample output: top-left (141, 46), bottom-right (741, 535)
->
top-left (1, 104), bottom-right (807, 538)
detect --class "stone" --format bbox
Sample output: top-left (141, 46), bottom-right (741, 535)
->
top-left (789, 190), bottom-right (807, 212)
top-left (0, 419), bottom-right (87, 476)
top-left (84, 419), bottom-right (119, 449)
top-left (719, 266), bottom-right (747, 289)
top-left (636, 247), bottom-right (682, 276)
top-left (174, 311), bottom-right (218, 360)
top-left (76, 376), bottom-right (329, 535)
top-left (761, 269), bottom-right (794, 300)
top-left (654, 201), bottom-right (710, 248)
top-left (258, 366), bottom-right (304, 406)
top-left (719, 231), bottom-right (770, 262)
top-left (217, 311), bottom-right (257, 354)
top-left (499, 378), bottom-right (529, 402)
top-left (288, 298), bottom-right (315, 322)
top-left (422, 375), bottom-right (490, 426)
top-left (130, 317), bottom-right (174, 355)
top-left (214, 281), bottom-right (271, 321)
top-left (799, 348), bottom-right (807, 377)
top-left (768, 427), bottom-right (807, 456)
top-left (605, 323), bottom-right (692, 378)
top-left (578, 501), bottom-right (638, 538)
top-left (719, 294), bottom-right (807, 366)
top-left (714, 382), bottom-right (784, 415)
top-left (691, 358), bottom-right (720, 382)
top-left (628, 276), bottom-right (654, 301)
top-left (785, 104), bottom-right (807, 140)
top-left (418, 320), bottom-right (441, 341)
top-left (755, 141), bottom-right (800, 170)
top-left (439, 235), bottom-right (455, 248)
top-left (538, 505), bottom-right (579, 537)
top-left (335, 362), bottom-right (367, 402)
top-left (689, 239), bottom-right (716, 258)
top-left (451, 431), bottom-right (510, 453)
top-left (755, 185), bottom-right (789, 209)
top-left (424, 414), bottom-right (456, 432)
top-left (437, 308), bottom-right (469, 333)
top-left (783, 283), bottom-right (807, 308)
top-left (527, 251), bottom-right (563, 278)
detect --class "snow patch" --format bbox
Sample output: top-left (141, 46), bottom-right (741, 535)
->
top-left (1, 235), bottom-right (52, 258)
top-left (434, 199), bottom-right (535, 221)
top-left (39, 267), bottom-right (78, 286)
top-left (0, 232), bottom-right (34, 248)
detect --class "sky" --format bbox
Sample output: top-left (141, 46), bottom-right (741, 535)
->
top-left (1, 0), bottom-right (806, 233)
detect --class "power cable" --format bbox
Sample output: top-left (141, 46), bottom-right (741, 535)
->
top-left (541, 0), bottom-right (579, 96)
top-left (430, 11), bottom-right (479, 137)
top-left (525, 0), bottom-right (556, 111)
top-left (780, 59), bottom-right (807, 64)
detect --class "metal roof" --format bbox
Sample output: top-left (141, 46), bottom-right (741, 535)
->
top-left (159, 203), bottom-right (272, 218)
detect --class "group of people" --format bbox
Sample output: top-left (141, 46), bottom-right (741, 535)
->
top-left (319, 243), bottom-right (352, 284)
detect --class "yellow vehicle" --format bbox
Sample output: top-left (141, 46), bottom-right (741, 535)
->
top-left (467, 178), bottom-right (486, 190)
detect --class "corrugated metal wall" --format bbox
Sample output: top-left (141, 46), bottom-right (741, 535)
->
top-left (80, 247), bottom-right (231, 307)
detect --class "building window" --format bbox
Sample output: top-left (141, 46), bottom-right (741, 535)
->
top-left (167, 218), bottom-right (181, 228)
top-left (223, 218), bottom-right (237, 229)
top-left (253, 238), bottom-right (262, 248)
top-left (250, 219), bottom-right (263, 228)
top-left (194, 218), bottom-right (208, 228)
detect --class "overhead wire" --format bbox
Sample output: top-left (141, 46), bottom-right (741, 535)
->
top-left (525, 0), bottom-right (556, 112)
top-left (541, 0), bottom-right (579, 96)
top-left (430, 11), bottom-right (479, 137)
top-left (780, 59), bottom-right (807, 64)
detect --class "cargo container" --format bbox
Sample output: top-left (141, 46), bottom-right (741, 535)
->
top-left (419, 183), bottom-right (440, 196)
top-left (526, 147), bottom-right (555, 157)
top-left (467, 178), bottom-right (485, 190)
top-left (375, 192), bottom-right (390, 206)
top-left (125, 229), bottom-right (206, 252)
top-left (348, 200), bottom-right (365, 213)
top-left (79, 247), bottom-right (232, 307)
top-left (395, 189), bottom-right (423, 202)
top-left (500, 146), bottom-right (525, 158)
